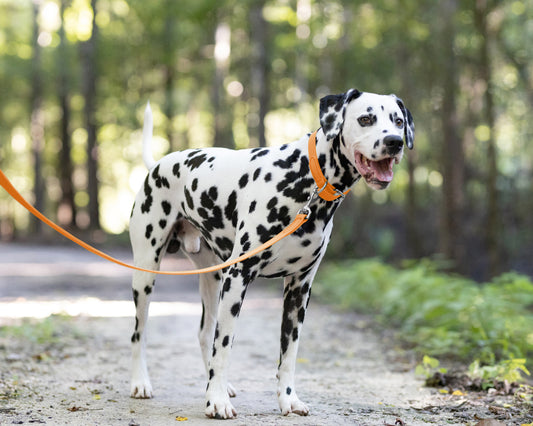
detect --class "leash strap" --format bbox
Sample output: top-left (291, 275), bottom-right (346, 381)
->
top-left (0, 169), bottom-right (308, 276)
top-left (308, 130), bottom-right (350, 201)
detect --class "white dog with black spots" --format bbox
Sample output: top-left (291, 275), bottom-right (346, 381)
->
top-left (129, 89), bottom-right (414, 419)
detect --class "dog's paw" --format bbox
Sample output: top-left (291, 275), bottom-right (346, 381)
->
top-left (130, 381), bottom-right (153, 399)
top-left (278, 392), bottom-right (309, 416)
top-left (205, 392), bottom-right (237, 419)
top-left (227, 382), bottom-right (237, 398)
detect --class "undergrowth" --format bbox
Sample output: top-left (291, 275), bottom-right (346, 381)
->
top-left (315, 259), bottom-right (533, 374)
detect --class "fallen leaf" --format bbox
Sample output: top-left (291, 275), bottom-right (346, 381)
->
top-left (451, 390), bottom-right (465, 396)
top-left (439, 389), bottom-right (449, 394)
top-left (175, 416), bottom-right (188, 421)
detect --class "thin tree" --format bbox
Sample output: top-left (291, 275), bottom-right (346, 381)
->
top-left (81, 0), bottom-right (100, 230)
top-left (58, 0), bottom-right (76, 227)
top-left (440, 0), bottom-right (466, 271)
top-left (30, 0), bottom-right (44, 235)
top-left (249, 0), bottom-right (269, 148)
top-left (475, 0), bottom-right (502, 276)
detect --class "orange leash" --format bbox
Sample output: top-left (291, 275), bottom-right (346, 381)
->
top-left (0, 169), bottom-right (308, 275)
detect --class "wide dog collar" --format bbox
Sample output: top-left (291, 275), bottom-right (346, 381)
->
top-left (308, 130), bottom-right (350, 202)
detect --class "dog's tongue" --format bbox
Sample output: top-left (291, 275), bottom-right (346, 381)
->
top-left (370, 158), bottom-right (394, 182)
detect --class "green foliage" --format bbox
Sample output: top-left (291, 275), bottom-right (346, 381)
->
top-left (415, 355), bottom-right (447, 379)
top-left (315, 259), bottom-right (533, 367)
top-left (468, 358), bottom-right (530, 386)
top-left (0, 314), bottom-right (79, 345)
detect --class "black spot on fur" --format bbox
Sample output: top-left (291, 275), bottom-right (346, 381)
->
top-left (209, 369), bottom-right (214, 379)
top-left (159, 219), bottom-right (167, 229)
top-left (231, 302), bottom-right (241, 317)
top-left (144, 285), bottom-right (152, 295)
top-left (239, 174), bottom-right (249, 189)
top-left (161, 200), bottom-right (171, 215)
top-left (222, 278), bottom-right (231, 294)
top-left (250, 148), bottom-right (269, 161)
top-left (298, 307), bottom-right (306, 323)
top-left (256, 224), bottom-right (283, 244)
top-left (152, 165), bottom-right (170, 188)
top-left (224, 191), bottom-right (237, 226)
top-left (184, 152), bottom-right (208, 170)
top-left (264, 173), bottom-right (272, 182)
top-left (273, 149), bottom-right (301, 169)
top-left (222, 335), bottom-right (230, 347)
top-left (145, 224), bottom-right (153, 239)
top-left (191, 178), bottom-right (198, 191)
top-left (249, 200), bottom-right (257, 213)
top-left (133, 289), bottom-right (139, 307)
top-left (253, 167), bottom-right (261, 181)
top-left (185, 187), bottom-right (194, 210)
top-left (172, 163), bottom-right (181, 178)
top-left (286, 386), bottom-right (292, 395)
top-left (141, 177), bottom-right (153, 214)
top-left (288, 257), bottom-right (301, 264)
top-left (267, 197), bottom-right (278, 210)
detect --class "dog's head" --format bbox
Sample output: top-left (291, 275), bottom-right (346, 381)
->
top-left (320, 89), bottom-right (414, 190)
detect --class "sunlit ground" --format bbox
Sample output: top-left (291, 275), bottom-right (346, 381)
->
top-left (0, 243), bottom-right (281, 324)
top-left (0, 298), bottom-right (201, 320)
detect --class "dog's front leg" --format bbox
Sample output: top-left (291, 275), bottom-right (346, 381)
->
top-left (277, 272), bottom-right (316, 416)
top-left (205, 263), bottom-right (255, 419)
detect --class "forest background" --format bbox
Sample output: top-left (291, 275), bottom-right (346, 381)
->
top-left (0, 0), bottom-right (532, 282)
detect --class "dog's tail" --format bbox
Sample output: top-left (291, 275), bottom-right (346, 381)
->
top-left (142, 101), bottom-right (156, 170)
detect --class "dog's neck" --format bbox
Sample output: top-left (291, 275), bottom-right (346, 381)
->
top-left (313, 129), bottom-right (361, 194)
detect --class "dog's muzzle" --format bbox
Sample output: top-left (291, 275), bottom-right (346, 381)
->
top-left (383, 135), bottom-right (404, 156)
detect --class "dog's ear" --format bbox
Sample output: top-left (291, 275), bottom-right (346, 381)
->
top-left (319, 89), bottom-right (362, 140)
top-left (393, 96), bottom-right (415, 150)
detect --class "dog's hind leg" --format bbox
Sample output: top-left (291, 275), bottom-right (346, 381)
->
top-left (276, 268), bottom-right (318, 416)
top-left (185, 238), bottom-right (237, 399)
top-left (130, 268), bottom-right (157, 398)
top-left (129, 190), bottom-right (174, 398)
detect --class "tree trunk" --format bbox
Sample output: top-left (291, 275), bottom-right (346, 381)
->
top-left (81, 0), bottom-right (100, 230)
top-left (163, 1), bottom-right (176, 151)
top-left (440, 0), bottom-right (466, 271)
top-left (249, 0), bottom-right (268, 148)
top-left (212, 19), bottom-right (232, 148)
top-left (58, 0), bottom-right (76, 227)
top-left (30, 0), bottom-right (44, 235)
top-left (475, 0), bottom-right (501, 277)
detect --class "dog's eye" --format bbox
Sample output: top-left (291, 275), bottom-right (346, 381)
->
top-left (395, 118), bottom-right (404, 127)
top-left (358, 116), bottom-right (372, 126)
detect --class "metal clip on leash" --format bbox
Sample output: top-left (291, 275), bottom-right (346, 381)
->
top-left (298, 182), bottom-right (327, 217)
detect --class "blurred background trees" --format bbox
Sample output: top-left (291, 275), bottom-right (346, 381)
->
top-left (0, 0), bottom-right (532, 280)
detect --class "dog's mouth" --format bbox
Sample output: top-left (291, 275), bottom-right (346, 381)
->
top-left (354, 152), bottom-right (397, 187)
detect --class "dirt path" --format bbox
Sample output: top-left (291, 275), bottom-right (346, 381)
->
top-left (0, 243), bottom-right (527, 425)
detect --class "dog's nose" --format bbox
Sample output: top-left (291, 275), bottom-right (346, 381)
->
top-left (383, 135), bottom-right (403, 153)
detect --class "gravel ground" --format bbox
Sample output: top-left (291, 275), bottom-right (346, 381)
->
top-left (0, 243), bottom-right (530, 425)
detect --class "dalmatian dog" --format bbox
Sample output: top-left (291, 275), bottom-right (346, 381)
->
top-left (129, 89), bottom-right (414, 419)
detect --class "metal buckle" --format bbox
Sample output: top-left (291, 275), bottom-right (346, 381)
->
top-left (298, 183), bottom-right (327, 218)
top-left (333, 188), bottom-right (346, 201)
